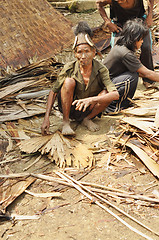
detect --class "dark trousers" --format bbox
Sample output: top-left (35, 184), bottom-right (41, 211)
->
top-left (140, 31), bottom-right (154, 83)
top-left (105, 72), bottom-right (138, 113)
top-left (57, 91), bottom-right (92, 122)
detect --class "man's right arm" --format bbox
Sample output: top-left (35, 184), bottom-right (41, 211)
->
top-left (96, 0), bottom-right (111, 25)
top-left (41, 90), bottom-right (57, 135)
top-left (146, 0), bottom-right (154, 27)
top-left (96, 0), bottom-right (121, 32)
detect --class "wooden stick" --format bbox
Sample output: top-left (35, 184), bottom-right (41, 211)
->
top-left (58, 171), bottom-right (159, 237)
top-left (31, 173), bottom-right (132, 194)
top-left (1, 171), bottom-right (158, 203)
top-left (31, 173), bottom-right (72, 187)
top-left (1, 172), bottom-right (159, 203)
top-left (1, 172), bottom-right (158, 236)
top-left (23, 155), bottom-right (41, 171)
top-left (55, 171), bottom-right (156, 240)
top-left (86, 187), bottom-right (159, 203)
top-left (0, 158), bottom-right (20, 165)
top-left (0, 173), bottom-right (30, 178)
top-left (30, 173), bottom-right (159, 204)
top-left (80, 181), bottom-right (130, 194)
top-left (25, 189), bottom-right (61, 198)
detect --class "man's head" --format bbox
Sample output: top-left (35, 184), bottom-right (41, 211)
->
top-left (75, 44), bottom-right (96, 67)
top-left (72, 21), bottom-right (96, 51)
top-left (72, 21), bottom-right (96, 66)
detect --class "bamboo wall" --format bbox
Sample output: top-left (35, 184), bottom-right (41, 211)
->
top-left (0, 0), bottom-right (74, 69)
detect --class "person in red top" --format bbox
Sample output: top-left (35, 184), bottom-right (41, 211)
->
top-left (96, 0), bottom-right (154, 87)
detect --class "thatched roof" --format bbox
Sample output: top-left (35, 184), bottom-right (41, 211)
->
top-left (0, 0), bottom-right (74, 69)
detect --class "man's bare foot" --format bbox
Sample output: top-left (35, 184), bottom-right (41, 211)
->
top-left (62, 123), bottom-right (75, 136)
top-left (82, 118), bottom-right (100, 132)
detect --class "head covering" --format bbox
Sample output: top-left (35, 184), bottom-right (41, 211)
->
top-left (72, 21), bottom-right (102, 58)
top-left (72, 21), bottom-right (95, 49)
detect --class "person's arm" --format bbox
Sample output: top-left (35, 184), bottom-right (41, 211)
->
top-left (137, 65), bottom-right (159, 82)
top-left (72, 91), bottom-right (119, 112)
top-left (146, 0), bottom-right (154, 27)
top-left (41, 90), bottom-right (57, 135)
top-left (96, 0), bottom-right (121, 32)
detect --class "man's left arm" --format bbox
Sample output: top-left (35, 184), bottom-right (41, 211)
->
top-left (72, 91), bottom-right (119, 112)
top-left (146, 0), bottom-right (154, 27)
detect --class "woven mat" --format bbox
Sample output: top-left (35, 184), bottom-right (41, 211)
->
top-left (0, 0), bottom-right (74, 69)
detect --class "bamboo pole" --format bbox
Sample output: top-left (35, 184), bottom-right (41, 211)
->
top-left (55, 171), bottom-right (156, 240)
top-left (1, 172), bottom-right (158, 237)
top-left (1, 173), bottom-right (159, 204)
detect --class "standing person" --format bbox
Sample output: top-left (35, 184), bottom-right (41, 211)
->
top-left (96, 0), bottom-right (154, 87)
top-left (41, 21), bottom-right (119, 136)
top-left (103, 18), bottom-right (159, 114)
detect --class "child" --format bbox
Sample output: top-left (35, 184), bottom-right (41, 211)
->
top-left (103, 18), bottom-right (159, 113)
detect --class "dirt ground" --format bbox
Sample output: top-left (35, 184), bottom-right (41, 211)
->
top-left (1, 8), bottom-right (159, 240)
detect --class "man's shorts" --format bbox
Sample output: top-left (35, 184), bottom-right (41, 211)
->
top-left (57, 91), bottom-right (92, 122)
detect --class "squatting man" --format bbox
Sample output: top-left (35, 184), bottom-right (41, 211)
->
top-left (41, 21), bottom-right (119, 136)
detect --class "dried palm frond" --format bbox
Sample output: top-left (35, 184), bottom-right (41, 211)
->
top-left (18, 131), bottom-right (94, 168)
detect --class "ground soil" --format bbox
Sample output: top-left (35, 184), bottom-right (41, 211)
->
top-left (1, 8), bottom-right (159, 240)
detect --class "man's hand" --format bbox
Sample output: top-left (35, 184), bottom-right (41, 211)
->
top-left (41, 118), bottom-right (50, 135)
top-left (72, 98), bottom-right (96, 112)
top-left (104, 21), bottom-right (122, 33)
top-left (145, 15), bottom-right (153, 27)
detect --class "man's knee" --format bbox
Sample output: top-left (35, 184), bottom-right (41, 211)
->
top-left (62, 77), bottom-right (76, 92)
top-left (123, 72), bottom-right (138, 89)
top-left (113, 72), bottom-right (138, 96)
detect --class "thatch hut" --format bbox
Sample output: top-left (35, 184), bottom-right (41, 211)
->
top-left (0, 0), bottom-right (74, 69)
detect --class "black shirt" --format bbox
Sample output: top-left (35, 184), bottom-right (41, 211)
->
top-left (110, 0), bottom-right (145, 26)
